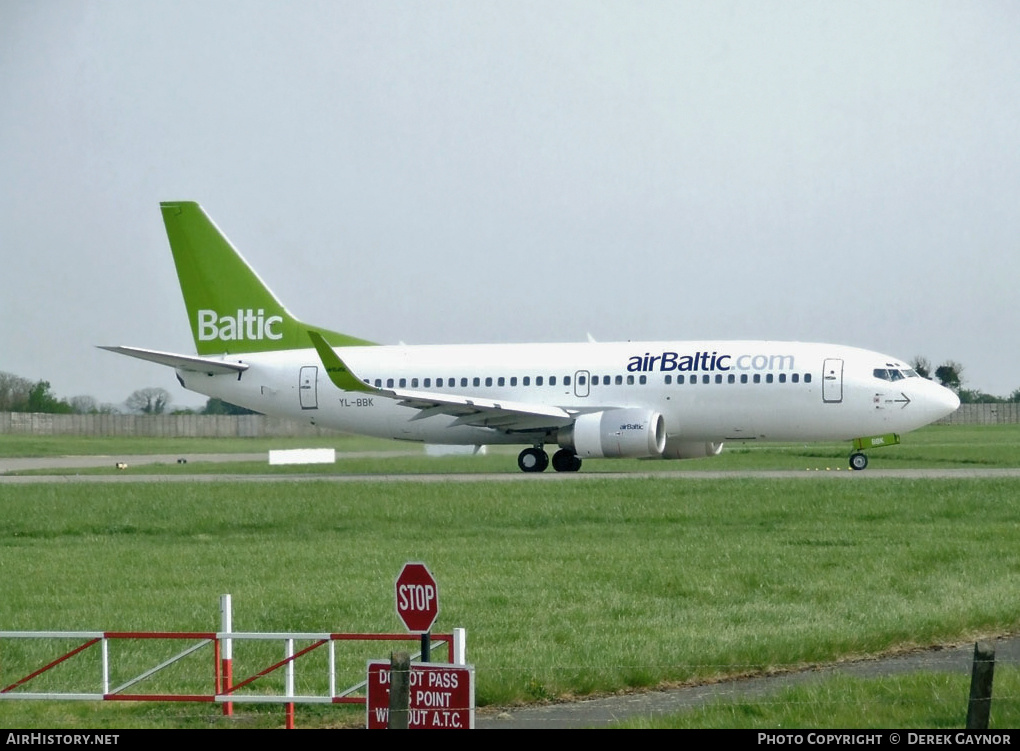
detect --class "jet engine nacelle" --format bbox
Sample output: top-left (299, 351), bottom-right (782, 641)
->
top-left (660, 438), bottom-right (725, 460)
top-left (558, 408), bottom-right (666, 459)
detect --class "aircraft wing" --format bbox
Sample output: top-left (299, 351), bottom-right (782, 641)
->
top-left (98, 345), bottom-right (249, 375)
top-left (308, 332), bottom-right (576, 432)
top-left (392, 389), bottom-right (574, 430)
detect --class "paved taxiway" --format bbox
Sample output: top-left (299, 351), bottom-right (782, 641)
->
top-left (2, 452), bottom-right (1019, 483)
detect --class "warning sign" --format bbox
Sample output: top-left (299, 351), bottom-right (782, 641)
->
top-left (366, 661), bottom-right (474, 729)
top-left (395, 562), bottom-right (440, 633)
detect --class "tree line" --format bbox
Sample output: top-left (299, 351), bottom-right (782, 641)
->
top-left (911, 357), bottom-right (1020, 404)
top-left (0, 371), bottom-right (257, 416)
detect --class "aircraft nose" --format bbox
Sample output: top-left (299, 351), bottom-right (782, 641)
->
top-left (942, 386), bottom-right (961, 415)
top-left (929, 382), bottom-right (960, 420)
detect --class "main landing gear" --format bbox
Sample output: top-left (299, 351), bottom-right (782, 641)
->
top-left (551, 449), bottom-right (583, 473)
top-left (517, 447), bottom-right (548, 473)
top-left (517, 447), bottom-right (582, 473)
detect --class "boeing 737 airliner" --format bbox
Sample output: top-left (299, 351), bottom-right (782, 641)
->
top-left (103, 202), bottom-right (960, 472)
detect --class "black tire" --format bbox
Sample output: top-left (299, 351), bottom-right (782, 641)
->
top-left (552, 449), bottom-right (582, 472)
top-left (518, 447), bottom-right (549, 473)
top-left (849, 452), bottom-right (869, 471)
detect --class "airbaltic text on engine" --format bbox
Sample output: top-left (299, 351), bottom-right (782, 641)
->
top-left (198, 309), bottom-right (283, 341)
top-left (627, 351), bottom-right (795, 372)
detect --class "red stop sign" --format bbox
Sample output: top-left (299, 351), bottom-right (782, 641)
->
top-left (395, 562), bottom-right (440, 633)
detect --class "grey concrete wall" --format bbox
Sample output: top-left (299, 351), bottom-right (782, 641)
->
top-left (936, 403), bottom-right (1020, 425)
top-left (0, 412), bottom-right (335, 437)
top-left (0, 403), bottom-right (1014, 437)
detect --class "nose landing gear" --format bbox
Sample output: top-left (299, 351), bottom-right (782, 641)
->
top-left (848, 433), bottom-right (900, 471)
top-left (849, 452), bottom-right (869, 471)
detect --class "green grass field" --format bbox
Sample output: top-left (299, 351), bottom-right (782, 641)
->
top-left (0, 425), bottom-right (1018, 728)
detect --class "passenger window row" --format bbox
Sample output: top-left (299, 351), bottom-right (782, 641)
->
top-left (366, 372), bottom-right (811, 389)
top-left (371, 375), bottom-right (567, 389)
top-left (664, 372), bottom-right (813, 385)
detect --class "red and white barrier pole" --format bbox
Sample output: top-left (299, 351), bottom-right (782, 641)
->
top-left (285, 638), bottom-right (295, 729)
top-left (221, 594), bottom-right (233, 716)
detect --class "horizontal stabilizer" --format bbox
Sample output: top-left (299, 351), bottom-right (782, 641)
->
top-left (98, 345), bottom-right (249, 375)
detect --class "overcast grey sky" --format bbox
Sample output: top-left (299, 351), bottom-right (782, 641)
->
top-left (2, 1), bottom-right (1018, 409)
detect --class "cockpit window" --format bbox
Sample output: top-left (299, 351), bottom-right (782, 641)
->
top-left (874, 368), bottom-right (915, 381)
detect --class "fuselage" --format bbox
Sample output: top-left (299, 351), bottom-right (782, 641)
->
top-left (176, 339), bottom-right (960, 452)
top-left (106, 202), bottom-right (963, 473)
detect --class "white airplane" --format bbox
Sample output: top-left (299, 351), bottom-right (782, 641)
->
top-left (103, 202), bottom-right (960, 473)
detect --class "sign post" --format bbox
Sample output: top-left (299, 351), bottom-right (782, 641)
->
top-left (370, 562), bottom-right (474, 728)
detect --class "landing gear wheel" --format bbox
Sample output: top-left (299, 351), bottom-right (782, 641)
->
top-left (849, 452), bottom-right (869, 471)
top-left (552, 449), bottom-right (582, 473)
top-left (518, 447), bottom-right (549, 473)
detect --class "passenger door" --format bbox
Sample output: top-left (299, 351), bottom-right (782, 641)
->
top-left (299, 366), bottom-right (318, 409)
top-left (822, 359), bottom-right (843, 404)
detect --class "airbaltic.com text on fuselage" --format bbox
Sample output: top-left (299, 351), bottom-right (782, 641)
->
top-left (627, 350), bottom-right (795, 373)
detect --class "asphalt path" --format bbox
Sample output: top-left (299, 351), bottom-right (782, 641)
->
top-left (475, 637), bottom-right (1020, 729)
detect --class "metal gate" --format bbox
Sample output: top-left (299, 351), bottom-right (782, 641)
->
top-left (0, 629), bottom-right (463, 729)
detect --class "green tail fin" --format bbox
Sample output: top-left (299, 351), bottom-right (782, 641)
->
top-left (161, 201), bottom-right (374, 355)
